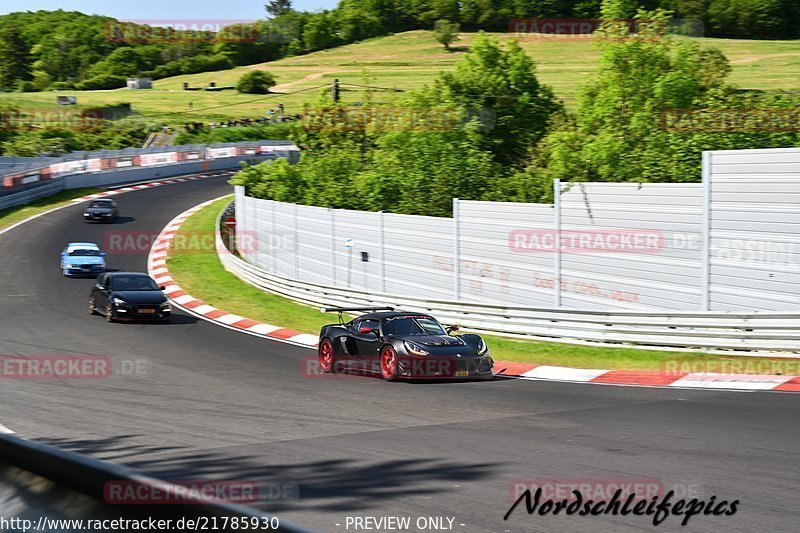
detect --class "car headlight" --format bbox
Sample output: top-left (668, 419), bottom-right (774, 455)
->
top-left (112, 298), bottom-right (127, 306)
top-left (404, 341), bottom-right (428, 357)
top-left (477, 338), bottom-right (488, 355)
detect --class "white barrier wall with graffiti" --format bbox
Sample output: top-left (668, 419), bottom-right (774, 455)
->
top-left (235, 147), bottom-right (799, 312)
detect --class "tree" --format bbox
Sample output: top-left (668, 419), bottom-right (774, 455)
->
top-left (535, 5), bottom-right (743, 184)
top-left (236, 70), bottom-right (277, 94)
top-left (0, 26), bottom-right (32, 90)
top-left (433, 19), bottom-right (460, 50)
top-left (265, 0), bottom-right (293, 17)
top-left (410, 32), bottom-right (561, 167)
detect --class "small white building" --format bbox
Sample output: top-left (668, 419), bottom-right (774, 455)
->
top-left (126, 77), bottom-right (153, 89)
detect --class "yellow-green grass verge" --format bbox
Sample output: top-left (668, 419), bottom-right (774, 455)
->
top-left (2, 31), bottom-right (800, 124)
top-left (166, 198), bottom-right (799, 374)
top-left (0, 187), bottom-right (102, 231)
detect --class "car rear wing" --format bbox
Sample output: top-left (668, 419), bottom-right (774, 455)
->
top-left (320, 306), bottom-right (395, 324)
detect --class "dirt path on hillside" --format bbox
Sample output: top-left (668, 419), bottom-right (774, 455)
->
top-left (268, 71), bottom-right (340, 93)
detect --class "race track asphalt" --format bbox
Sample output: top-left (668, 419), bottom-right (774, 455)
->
top-left (0, 175), bottom-right (797, 532)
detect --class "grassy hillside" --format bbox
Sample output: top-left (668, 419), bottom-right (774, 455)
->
top-left (2, 30), bottom-right (799, 124)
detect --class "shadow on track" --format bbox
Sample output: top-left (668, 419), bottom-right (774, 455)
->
top-left (38, 435), bottom-right (495, 512)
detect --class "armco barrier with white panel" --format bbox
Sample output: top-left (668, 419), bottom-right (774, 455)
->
top-left (235, 148), bottom-right (799, 313)
top-left (0, 141), bottom-right (300, 211)
top-left (219, 214), bottom-right (800, 351)
top-left (229, 147), bottom-right (800, 350)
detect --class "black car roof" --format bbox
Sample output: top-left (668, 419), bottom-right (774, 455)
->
top-left (106, 272), bottom-right (151, 278)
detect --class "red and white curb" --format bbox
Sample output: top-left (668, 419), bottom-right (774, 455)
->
top-left (71, 171), bottom-right (233, 202)
top-left (491, 362), bottom-right (800, 392)
top-left (147, 198), bottom-right (318, 348)
top-left (149, 200), bottom-right (800, 393)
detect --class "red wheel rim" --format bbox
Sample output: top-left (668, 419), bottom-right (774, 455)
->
top-left (381, 347), bottom-right (397, 378)
top-left (319, 340), bottom-right (334, 371)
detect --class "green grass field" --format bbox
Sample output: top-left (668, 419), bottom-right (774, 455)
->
top-left (166, 198), bottom-right (798, 373)
top-left (0, 187), bottom-right (102, 232)
top-left (2, 30), bottom-right (800, 125)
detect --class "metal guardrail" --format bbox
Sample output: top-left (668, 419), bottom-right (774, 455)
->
top-left (0, 141), bottom-right (297, 178)
top-left (0, 433), bottom-right (313, 531)
top-left (215, 203), bottom-right (800, 353)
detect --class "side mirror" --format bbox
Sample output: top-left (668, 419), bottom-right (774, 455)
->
top-left (100, 252), bottom-right (107, 256)
top-left (95, 284), bottom-right (105, 290)
top-left (447, 324), bottom-right (460, 334)
top-left (159, 286), bottom-right (166, 291)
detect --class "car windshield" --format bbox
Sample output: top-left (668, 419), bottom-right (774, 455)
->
top-left (68, 248), bottom-right (101, 256)
top-left (109, 275), bottom-right (159, 291)
top-left (383, 316), bottom-right (446, 336)
top-left (89, 201), bottom-right (113, 208)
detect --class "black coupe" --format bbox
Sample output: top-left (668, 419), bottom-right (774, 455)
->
top-left (318, 307), bottom-right (494, 381)
top-left (89, 272), bottom-right (171, 322)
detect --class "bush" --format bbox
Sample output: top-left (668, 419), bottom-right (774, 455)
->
top-left (147, 54), bottom-right (234, 80)
top-left (76, 74), bottom-right (127, 90)
top-left (17, 80), bottom-right (37, 92)
top-left (50, 81), bottom-right (75, 90)
top-left (236, 70), bottom-right (277, 94)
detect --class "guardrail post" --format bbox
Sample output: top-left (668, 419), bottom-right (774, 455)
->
top-left (271, 200), bottom-right (278, 274)
top-left (379, 210), bottom-right (386, 292)
top-left (553, 179), bottom-right (562, 307)
top-left (330, 208), bottom-right (336, 285)
top-left (701, 151), bottom-right (711, 311)
top-left (293, 202), bottom-right (299, 279)
top-left (453, 198), bottom-right (461, 300)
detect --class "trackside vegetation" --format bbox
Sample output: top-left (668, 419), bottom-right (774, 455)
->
top-left (232, 6), bottom-right (800, 216)
top-left (1, 1), bottom-right (796, 91)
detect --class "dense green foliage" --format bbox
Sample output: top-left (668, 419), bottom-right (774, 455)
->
top-left (0, 1), bottom-right (797, 92)
top-left (236, 71), bottom-right (277, 94)
top-left (173, 122), bottom-right (295, 144)
top-left (0, 26), bottom-right (32, 90)
top-left (232, 33), bottom-right (553, 214)
top-left (0, 11), bottom-right (269, 91)
top-left (0, 101), bottom-right (158, 156)
top-left (0, 118), bottom-right (155, 156)
top-left (232, 6), bottom-right (800, 216)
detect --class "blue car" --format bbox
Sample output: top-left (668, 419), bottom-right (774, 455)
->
top-left (61, 242), bottom-right (106, 277)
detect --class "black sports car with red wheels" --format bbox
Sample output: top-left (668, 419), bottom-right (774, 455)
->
top-left (317, 307), bottom-right (494, 381)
